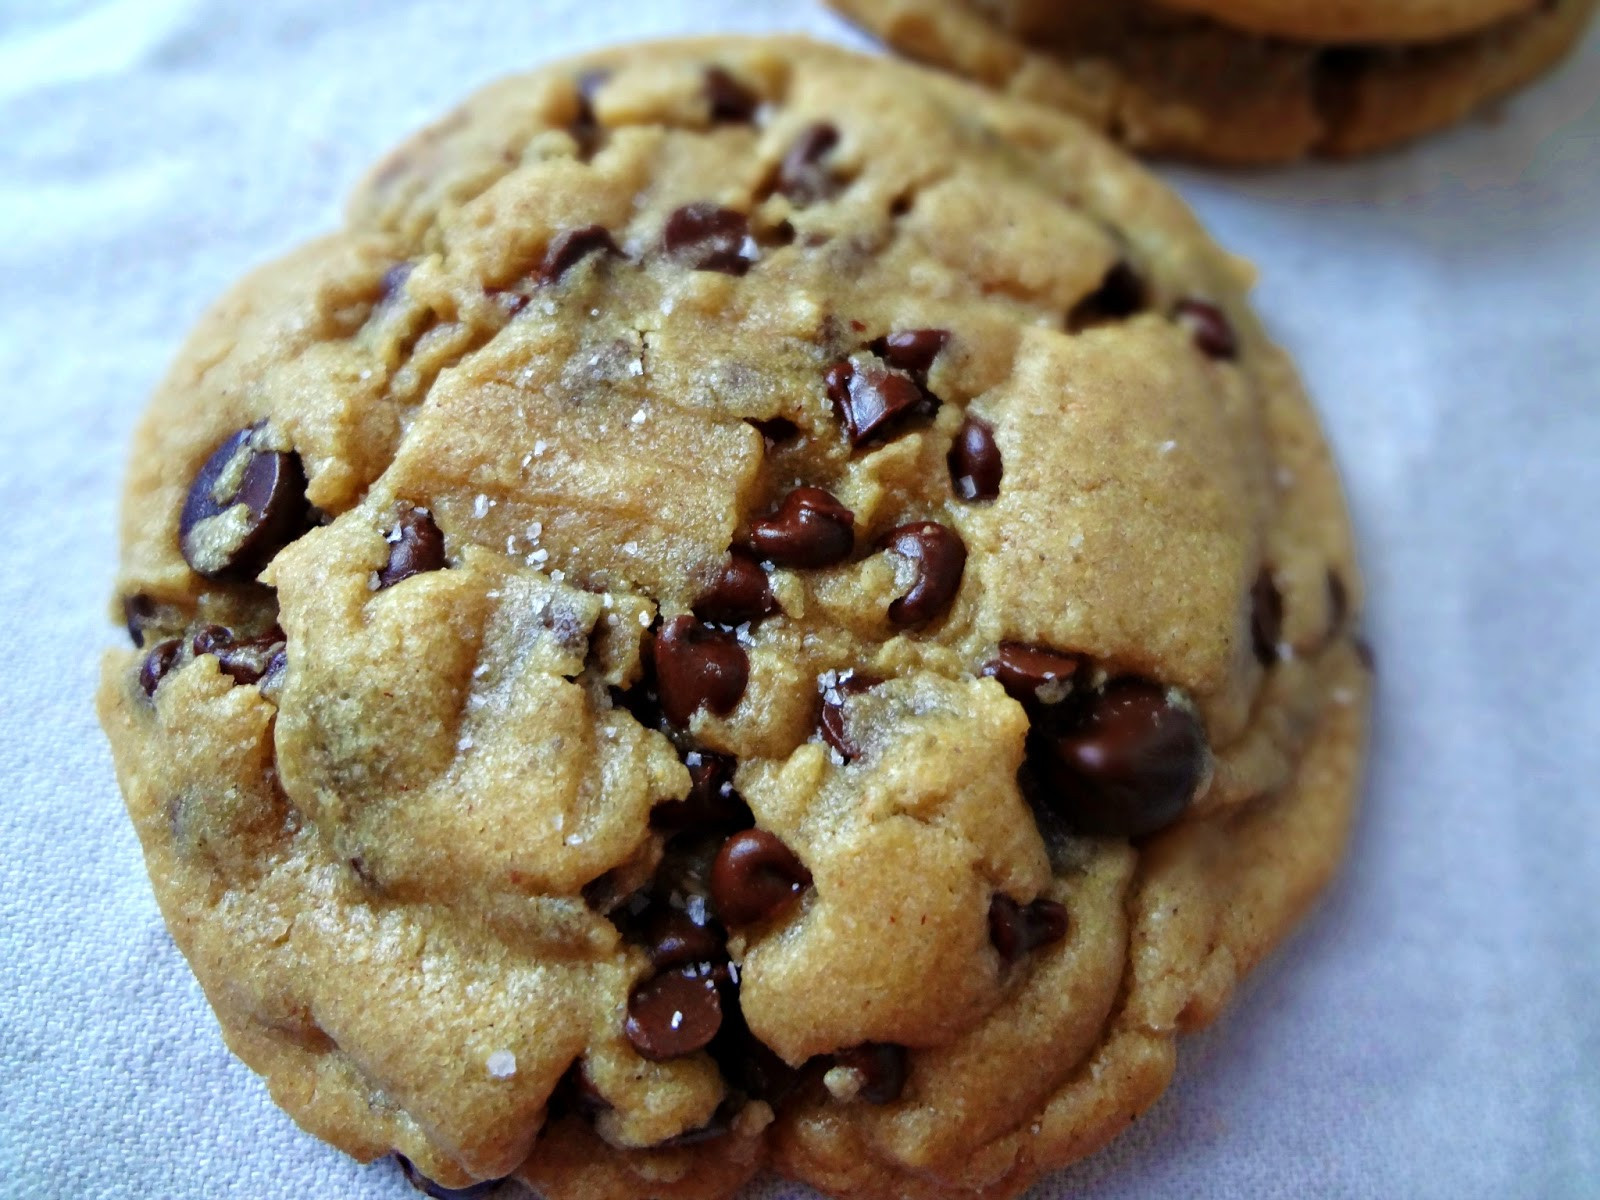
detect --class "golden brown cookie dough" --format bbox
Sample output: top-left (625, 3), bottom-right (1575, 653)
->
top-left (99, 36), bottom-right (1369, 1200)
top-left (828, 0), bottom-right (1598, 162)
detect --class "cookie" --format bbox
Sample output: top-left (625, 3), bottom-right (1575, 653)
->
top-left (98, 36), bottom-right (1369, 1200)
top-left (827, 0), bottom-right (1598, 161)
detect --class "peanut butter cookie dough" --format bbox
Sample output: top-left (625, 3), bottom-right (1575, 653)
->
top-left (99, 36), bottom-right (1369, 1199)
top-left (828, 0), bottom-right (1597, 162)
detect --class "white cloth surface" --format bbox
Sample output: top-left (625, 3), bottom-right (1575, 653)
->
top-left (2, 2), bottom-right (1597, 1197)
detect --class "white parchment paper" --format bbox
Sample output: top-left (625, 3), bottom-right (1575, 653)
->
top-left (2, 2), bottom-right (1597, 1197)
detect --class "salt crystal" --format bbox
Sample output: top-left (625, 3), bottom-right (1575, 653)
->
top-left (529, 549), bottom-right (550, 565)
top-left (551, 570), bottom-right (565, 583)
top-left (1159, 440), bottom-right (1178, 455)
top-left (533, 439), bottom-right (548, 456)
top-left (487, 1051), bottom-right (518, 1080)
top-left (458, 734), bottom-right (475, 752)
top-left (474, 494), bottom-right (491, 519)
top-left (630, 408), bottom-right (647, 426)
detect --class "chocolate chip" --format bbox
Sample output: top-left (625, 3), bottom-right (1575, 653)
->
top-left (652, 751), bottom-right (754, 833)
top-left (139, 640), bottom-right (181, 698)
top-left (1252, 568), bottom-right (1284, 665)
top-left (379, 262), bottom-right (413, 305)
top-left (744, 487), bottom-right (854, 569)
top-left (653, 615), bottom-right (749, 728)
top-left (776, 123), bottom-right (841, 205)
top-left (826, 360), bottom-right (928, 447)
top-left (539, 224), bottom-right (619, 285)
top-left (657, 1101), bottom-right (738, 1149)
top-left (179, 425), bottom-right (311, 581)
top-left (1068, 261), bottom-right (1148, 331)
top-left (704, 66), bottom-right (759, 123)
top-left (948, 416), bottom-right (1003, 502)
top-left (984, 643), bottom-right (1082, 705)
top-left (818, 672), bottom-right (882, 762)
top-left (1174, 298), bottom-right (1239, 360)
top-left (1032, 680), bottom-right (1207, 838)
top-left (395, 1155), bottom-right (507, 1199)
top-left (694, 551), bottom-right (777, 626)
top-left (625, 966), bottom-right (724, 1061)
top-left (123, 595), bottom-right (157, 648)
top-left (378, 506), bottom-right (446, 589)
top-left (571, 69), bottom-right (608, 157)
top-left (710, 829), bottom-right (811, 926)
top-left (881, 523), bottom-right (966, 626)
top-left (638, 907), bottom-right (727, 972)
top-left (192, 625), bottom-right (287, 687)
top-left (663, 203), bottom-right (756, 275)
top-left (875, 329), bottom-right (948, 375)
top-left (833, 1044), bottom-right (909, 1105)
top-left (988, 895), bottom-right (1069, 964)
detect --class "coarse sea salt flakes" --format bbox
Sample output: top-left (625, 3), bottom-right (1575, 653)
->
top-left (487, 1051), bottom-right (517, 1079)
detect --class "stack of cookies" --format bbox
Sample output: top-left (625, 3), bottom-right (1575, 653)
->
top-left (97, 4), bottom-right (1587, 1198)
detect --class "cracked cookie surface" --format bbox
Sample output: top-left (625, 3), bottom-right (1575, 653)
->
top-left (99, 36), bottom-right (1369, 1200)
top-left (828, 0), bottom-right (1598, 162)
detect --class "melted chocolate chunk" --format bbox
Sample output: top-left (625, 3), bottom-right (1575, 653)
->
top-left (1031, 680), bottom-right (1207, 838)
top-left (1174, 298), bottom-right (1239, 360)
top-left (694, 551), bottom-right (778, 626)
top-left (833, 1044), bottom-right (909, 1105)
top-left (776, 123), bottom-right (841, 205)
top-left (710, 829), bottom-right (812, 926)
top-left (983, 643), bottom-right (1082, 706)
top-left (191, 625), bottom-right (286, 687)
top-left (637, 906), bottom-right (728, 972)
top-left (122, 595), bottom-right (158, 648)
top-left (663, 203), bottom-right (756, 275)
top-left (948, 416), bottom-right (1003, 502)
top-left (377, 506), bottom-right (446, 589)
top-left (826, 360), bottom-right (928, 447)
top-left (1252, 568), bottom-right (1285, 665)
top-left (179, 425), bottom-right (311, 581)
top-left (1068, 261), bottom-right (1148, 331)
top-left (875, 328), bottom-right (948, 375)
top-left (625, 966), bottom-right (724, 1061)
top-left (881, 522), bottom-right (967, 626)
top-left (653, 616), bottom-right (749, 728)
top-left (988, 895), bottom-right (1069, 964)
top-left (538, 225), bottom-right (619, 285)
top-left (744, 487), bottom-right (854, 569)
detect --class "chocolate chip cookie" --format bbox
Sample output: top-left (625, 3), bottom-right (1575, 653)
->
top-left (98, 36), bottom-right (1370, 1199)
top-left (828, 0), bottom-right (1597, 161)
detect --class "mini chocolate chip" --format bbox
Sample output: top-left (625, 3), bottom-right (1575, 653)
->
top-left (179, 425), bottom-right (311, 581)
top-left (984, 643), bottom-right (1082, 705)
top-left (1034, 680), bottom-right (1207, 838)
top-left (539, 225), bottom-right (619, 285)
top-left (826, 360), bottom-right (927, 447)
top-left (139, 640), bottom-right (181, 698)
top-left (988, 895), bottom-right (1069, 964)
top-left (657, 1102), bottom-right (738, 1149)
top-left (711, 829), bottom-right (811, 926)
top-left (653, 615), bottom-right (749, 728)
top-left (1327, 569), bottom-right (1350, 636)
top-left (818, 672), bottom-right (882, 762)
top-left (694, 551), bottom-right (778, 626)
top-left (833, 1044), bottom-right (909, 1105)
top-left (570, 70), bottom-right (608, 157)
top-left (881, 523), bottom-right (967, 626)
top-left (639, 907), bottom-right (727, 972)
top-left (948, 416), bottom-right (1003, 502)
top-left (123, 595), bottom-right (157, 648)
top-left (744, 487), bottom-right (854, 569)
top-left (395, 1155), bottom-right (506, 1199)
top-left (776, 123), bottom-right (841, 205)
top-left (704, 66), bottom-right (759, 123)
top-left (1252, 568), bottom-right (1284, 665)
top-left (1174, 298), bottom-right (1239, 360)
top-left (378, 506), bottom-right (446, 589)
top-left (652, 751), bottom-right (754, 833)
top-left (876, 329), bottom-right (948, 375)
top-left (663, 203), bottom-right (756, 275)
top-left (1068, 261), bottom-right (1148, 331)
top-left (625, 966), bottom-right (724, 1061)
